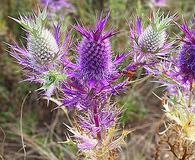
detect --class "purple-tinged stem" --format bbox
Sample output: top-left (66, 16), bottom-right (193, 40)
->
top-left (93, 102), bottom-right (101, 143)
top-left (188, 82), bottom-right (193, 108)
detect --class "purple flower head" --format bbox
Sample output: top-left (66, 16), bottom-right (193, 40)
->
top-left (151, 0), bottom-right (167, 7)
top-left (9, 9), bottom-right (71, 98)
top-left (154, 50), bottom-right (194, 96)
top-left (65, 101), bottom-right (125, 157)
top-left (178, 21), bottom-right (195, 83)
top-left (61, 13), bottom-right (128, 156)
top-left (74, 12), bottom-right (118, 85)
top-left (41, 0), bottom-right (75, 12)
top-left (66, 107), bottom-right (128, 159)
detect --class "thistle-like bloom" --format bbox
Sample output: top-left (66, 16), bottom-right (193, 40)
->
top-left (62, 13), bottom-right (127, 109)
top-left (150, 0), bottom-right (167, 7)
top-left (67, 126), bottom-right (129, 159)
top-left (152, 19), bottom-right (195, 158)
top-left (40, 0), bottom-right (75, 17)
top-left (128, 11), bottom-right (174, 72)
top-left (157, 20), bottom-right (195, 89)
top-left (75, 13), bottom-right (118, 84)
top-left (27, 28), bottom-right (59, 64)
top-left (9, 9), bottom-right (70, 97)
top-left (65, 102), bottom-right (129, 159)
top-left (63, 12), bottom-right (126, 87)
top-left (178, 21), bottom-right (195, 83)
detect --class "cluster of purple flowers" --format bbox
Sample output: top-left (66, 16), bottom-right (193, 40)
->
top-left (10, 10), bottom-right (128, 157)
top-left (9, 7), bottom-right (195, 158)
top-left (40, 0), bottom-right (75, 20)
top-left (62, 13), bottom-right (128, 154)
top-left (178, 21), bottom-right (195, 84)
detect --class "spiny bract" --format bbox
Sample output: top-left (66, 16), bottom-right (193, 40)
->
top-left (9, 9), bottom-right (70, 98)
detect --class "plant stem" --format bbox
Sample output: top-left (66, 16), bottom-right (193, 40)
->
top-left (188, 82), bottom-right (193, 108)
top-left (93, 103), bottom-right (101, 143)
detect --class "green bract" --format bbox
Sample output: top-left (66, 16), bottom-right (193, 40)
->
top-left (42, 70), bottom-right (67, 89)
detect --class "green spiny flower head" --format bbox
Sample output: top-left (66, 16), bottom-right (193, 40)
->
top-left (12, 8), bottom-right (59, 64)
top-left (10, 8), bottom-right (71, 98)
top-left (138, 11), bottom-right (174, 53)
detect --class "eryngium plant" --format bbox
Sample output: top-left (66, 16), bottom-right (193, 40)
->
top-left (9, 9), bottom-right (71, 97)
top-left (63, 12), bottom-right (128, 109)
top-left (164, 20), bottom-right (195, 137)
top-left (137, 11), bottom-right (173, 54)
top-left (62, 13), bottom-right (129, 159)
top-left (74, 12), bottom-right (121, 84)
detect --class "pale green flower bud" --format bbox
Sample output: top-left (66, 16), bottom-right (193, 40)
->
top-left (28, 29), bottom-right (59, 64)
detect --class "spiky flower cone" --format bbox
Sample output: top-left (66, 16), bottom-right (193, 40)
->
top-left (78, 37), bottom-right (112, 81)
top-left (138, 11), bottom-right (173, 53)
top-left (75, 13), bottom-right (116, 82)
top-left (138, 25), bottom-right (166, 52)
top-left (13, 8), bottom-right (59, 64)
top-left (28, 28), bottom-right (59, 64)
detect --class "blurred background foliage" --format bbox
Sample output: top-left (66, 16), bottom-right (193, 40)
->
top-left (0, 0), bottom-right (194, 159)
